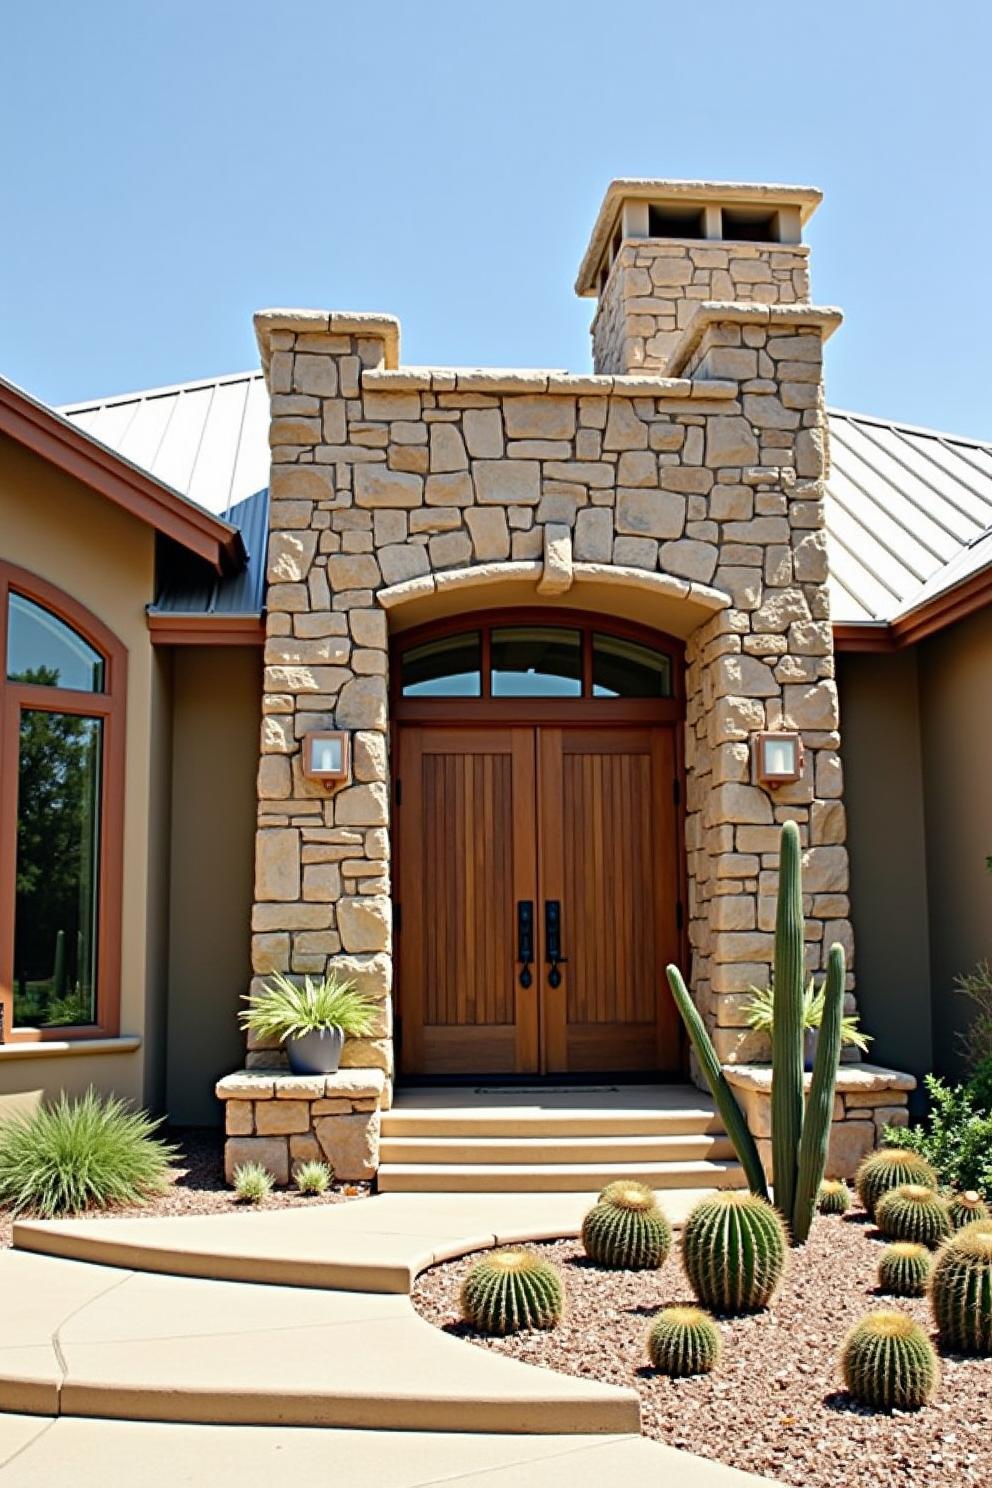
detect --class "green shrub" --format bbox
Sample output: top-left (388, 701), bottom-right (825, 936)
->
top-left (294, 1160), bottom-right (332, 1195)
top-left (0, 1088), bottom-right (175, 1217)
top-left (967, 1055), bottom-right (992, 1113)
top-left (840, 1310), bottom-right (939, 1411)
top-left (647, 1306), bottom-right (721, 1376)
top-left (883, 1075), bottom-right (992, 1201)
top-left (233, 1162), bottom-right (274, 1203)
top-left (239, 971), bottom-right (377, 1043)
top-left (460, 1248), bottom-right (565, 1335)
top-left (954, 961), bottom-right (992, 1069)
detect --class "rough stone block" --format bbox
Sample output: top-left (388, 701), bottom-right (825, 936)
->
top-left (224, 1136), bottom-right (290, 1187)
top-left (315, 1111), bottom-right (380, 1180)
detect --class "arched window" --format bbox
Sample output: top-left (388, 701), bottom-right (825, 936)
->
top-left (0, 563), bottom-right (126, 1041)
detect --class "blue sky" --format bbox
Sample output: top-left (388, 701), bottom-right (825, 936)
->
top-left (3, 3), bottom-right (991, 438)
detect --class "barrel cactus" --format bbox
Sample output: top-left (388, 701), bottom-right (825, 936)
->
top-left (598, 1178), bottom-right (654, 1205)
top-left (582, 1183), bottom-right (672, 1270)
top-left (840, 1310), bottom-right (939, 1411)
top-left (682, 1191), bottom-right (787, 1314)
top-left (947, 1190), bottom-right (991, 1231)
top-left (875, 1185), bottom-right (951, 1248)
top-left (877, 1243), bottom-right (933, 1298)
top-left (647, 1305), bottom-right (721, 1377)
top-left (855, 1149), bottom-right (938, 1220)
top-left (460, 1248), bottom-right (564, 1335)
top-left (818, 1180), bottom-right (852, 1216)
top-left (930, 1225), bottom-right (992, 1354)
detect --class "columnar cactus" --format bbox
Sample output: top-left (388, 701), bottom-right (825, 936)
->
top-left (791, 942), bottom-right (845, 1243)
top-left (818, 1179), bottom-right (852, 1216)
top-left (947, 1190), bottom-right (991, 1231)
top-left (878, 1243), bottom-right (933, 1297)
top-left (855, 1149), bottom-right (938, 1220)
top-left (930, 1226), bottom-right (992, 1354)
top-left (582, 1184), bottom-right (672, 1270)
top-left (647, 1306), bottom-right (721, 1376)
top-left (771, 821), bottom-right (806, 1231)
top-left (840, 1310), bottom-right (939, 1411)
top-left (460, 1248), bottom-right (564, 1335)
top-left (875, 1185), bottom-right (952, 1248)
top-left (682, 1191), bottom-right (787, 1314)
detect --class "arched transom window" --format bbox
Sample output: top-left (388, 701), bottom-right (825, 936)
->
top-left (0, 564), bottom-right (126, 1041)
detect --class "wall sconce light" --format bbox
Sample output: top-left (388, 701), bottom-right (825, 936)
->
top-left (301, 731), bottom-right (351, 790)
top-left (754, 731), bottom-right (805, 789)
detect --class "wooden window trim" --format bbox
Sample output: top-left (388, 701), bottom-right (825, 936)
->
top-left (0, 561), bottom-right (126, 1043)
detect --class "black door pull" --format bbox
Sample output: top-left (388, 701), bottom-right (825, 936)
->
top-left (517, 900), bottom-right (534, 988)
top-left (544, 899), bottom-right (567, 988)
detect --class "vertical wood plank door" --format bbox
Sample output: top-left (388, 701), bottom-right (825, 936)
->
top-left (397, 727), bottom-right (539, 1075)
top-left (538, 726), bottom-right (681, 1073)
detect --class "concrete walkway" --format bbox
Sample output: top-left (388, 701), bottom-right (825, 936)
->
top-left (0, 1188), bottom-right (772, 1485)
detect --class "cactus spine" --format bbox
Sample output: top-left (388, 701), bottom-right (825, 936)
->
top-left (771, 820), bottom-right (805, 1233)
top-left (855, 1149), bottom-right (938, 1220)
top-left (460, 1248), bottom-right (564, 1335)
top-left (930, 1226), bottom-right (992, 1354)
top-left (647, 1306), bottom-right (721, 1376)
top-left (582, 1185), bottom-right (672, 1270)
top-left (682, 1191), bottom-right (787, 1314)
top-left (818, 1180), bottom-right (852, 1215)
top-left (791, 942), bottom-right (845, 1244)
top-left (875, 1185), bottom-right (952, 1248)
top-left (947, 1190), bottom-right (991, 1231)
top-left (878, 1243), bottom-right (933, 1297)
top-left (666, 965), bottom-right (768, 1200)
top-left (840, 1310), bottom-right (939, 1411)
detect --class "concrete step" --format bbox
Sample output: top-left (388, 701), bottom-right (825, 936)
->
top-left (377, 1158), bottom-right (747, 1194)
top-left (380, 1132), bottom-right (737, 1165)
top-left (382, 1108), bottom-right (725, 1139)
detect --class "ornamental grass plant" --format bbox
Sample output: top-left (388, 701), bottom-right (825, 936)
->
top-left (0, 1088), bottom-right (176, 1217)
top-left (239, 971), bottom-right (377, 1043)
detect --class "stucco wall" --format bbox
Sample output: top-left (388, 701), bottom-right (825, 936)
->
top-left (0, 434), bottom-right (161, 1108)
top-left (837, 650), bottom-right (932, 1087)
top-left (166, 646), bottom-right (260, 1125)
top-left (918, 608), bottom-right (992, 1077)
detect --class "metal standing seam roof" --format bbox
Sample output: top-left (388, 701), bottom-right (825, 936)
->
top-left (58, 372), bottom-right (992, 627)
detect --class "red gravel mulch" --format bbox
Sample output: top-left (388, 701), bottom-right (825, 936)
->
top-left (0, 1126), bottom-right (370, 1249)
top-left (412, 1209), bottom-right (992, 1488)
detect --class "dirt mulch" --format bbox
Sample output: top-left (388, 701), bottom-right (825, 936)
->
top-left (412, 1209), bottom-right (991, 1488)
top-left (0, 1126), bottom-right (370, 1248)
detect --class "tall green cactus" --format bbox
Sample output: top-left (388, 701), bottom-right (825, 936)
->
top-left (666, 965), bottom-right (768, 1199)
top-left (792, 942), bottom-right (845, 1243)
top-left (771, 820), bottom-right (805, 1231)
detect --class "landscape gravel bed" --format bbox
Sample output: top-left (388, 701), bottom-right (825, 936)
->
top-left (0, 1126), bottom-right (369, 1247)
top-left (412, 1209), bottom-right (991, 1488)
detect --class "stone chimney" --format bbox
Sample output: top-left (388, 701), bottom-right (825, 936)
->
top-left (576, 180), bottom-right (821, 375)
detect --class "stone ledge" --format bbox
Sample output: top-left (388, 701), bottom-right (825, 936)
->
top-left (0, 1036), bottom-right (142, 1062)
top-left (724, 1063), bottom-right (916, 1096)
top-left (216, 1068), bottom-right (386, 1103)
top-left (254, 310), bottom-right (401, 372)
top-left (361, 367), bottom-right (737, 400)
top-left (668, 300), bottom-right (844, 376)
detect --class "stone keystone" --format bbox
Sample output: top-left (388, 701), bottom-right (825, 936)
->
top-left (537, 523), bottom-right (573, 595)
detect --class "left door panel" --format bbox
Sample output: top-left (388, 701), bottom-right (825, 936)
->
top-left (397, 727), bottom-right (538, 1075)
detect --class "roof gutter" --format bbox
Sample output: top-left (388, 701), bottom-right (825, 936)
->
top-left (833, 556), bottom-right (992, 652)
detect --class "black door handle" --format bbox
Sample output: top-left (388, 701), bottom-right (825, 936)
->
top-left (517, 900), bottom-right (534, 988)
top-left (544, 899), bottom-right (567, 988)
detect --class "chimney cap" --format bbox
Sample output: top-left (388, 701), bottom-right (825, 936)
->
top-left (576, 178), bottom-right (823, 296)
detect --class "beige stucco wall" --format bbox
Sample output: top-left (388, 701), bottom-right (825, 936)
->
top-left (836, 650), bottom-right (932, 1085)
top-left (0, 434), bottom-right (160, 1109)
top-left (918, 607), bottom-right (992, 1077)
top-left (166, 646), bottom-right (261, 1125)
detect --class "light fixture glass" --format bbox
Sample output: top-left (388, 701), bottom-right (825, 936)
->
top-left (754, 731), bottom-right (804, 787)
top-left (301, 731), bottom-right (351, 787)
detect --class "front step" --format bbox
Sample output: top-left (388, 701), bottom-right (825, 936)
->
top-left (377, 1158), bottom-right (747, 1194)
top-left (380, 1133), bottom-right (737, 1165)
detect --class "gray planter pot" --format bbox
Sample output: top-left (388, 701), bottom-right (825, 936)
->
top-left (286, 1026), bottom-right (344, 1075)
top-left (804, 1026), bottom-right (819, 1072)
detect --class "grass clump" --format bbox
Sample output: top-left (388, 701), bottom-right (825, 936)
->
top-left (239, 971), bottom-right (377, 1043)
top-left (294, 1159), bottom-right (332, 1195)
top-left (233, 1162), bottom-right (274, 1203)
top-left (0, 1088), bottom-right (175, 1218)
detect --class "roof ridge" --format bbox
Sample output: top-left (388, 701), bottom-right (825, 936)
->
top-left (58, 368), bottom-right (264, 413)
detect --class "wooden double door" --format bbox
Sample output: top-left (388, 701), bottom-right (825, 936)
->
top-left (396, 724), bottom-right (682, 1076)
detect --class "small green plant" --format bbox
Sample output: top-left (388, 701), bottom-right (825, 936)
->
top-left (581, 1183), bottom-right (672, 1270)
top-left (646, 1306), bottom-right (721, 1376)
top-left (0, 1088), bottom-right (175, 1217)
top-left (877, 1243), bottom-right (932, 1297)
top-left (817, 1179), bottom-right (852, 1216)
top-left (840, 1310), bottom-right (939, 1411)
top-left (744, 979), bottom-right (871, 1052)
top-left (682, 1191), bottom-right (787, 1314)
top-left (233, 1162), bottom-right (274, 1203)
top-left (875, 1185), bottom-right (951, 1248)
top-left (294, 1160), bottom-right (332, 1195)
top-left (239, 971), bottom-right (377, 1043)
top-left (855, 1148), bottom-right (938, 1220)
top-left (930, 1225), bottom-right (992, 1354)
top-left (954, 961), bottom-right (992, 1069)
top-left (947, 1190), bottom-right (990, 1230)
top-left (883, 1076), bottom-right (992, 1201)
top-left (460, 1248), bottom-right (564, 1335)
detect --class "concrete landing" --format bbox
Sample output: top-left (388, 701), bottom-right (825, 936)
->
top-left (0, 1415), bottom-right (771, 1486)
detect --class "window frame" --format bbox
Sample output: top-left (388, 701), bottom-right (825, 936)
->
top-left (0, 561), bottom-right (126, 1042)
top-left (392, 608), bottom-right (684, 725)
